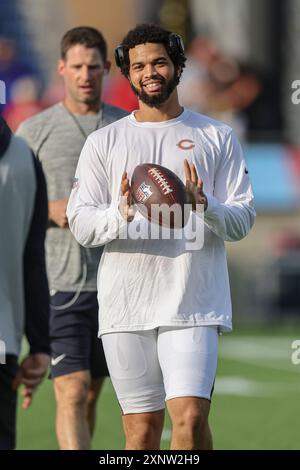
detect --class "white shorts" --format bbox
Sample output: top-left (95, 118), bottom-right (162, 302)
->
top-left (102, 326), bottom-right (218, 415)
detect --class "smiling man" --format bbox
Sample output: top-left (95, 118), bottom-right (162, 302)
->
top-left (128, 44), bottom-right (179, 107)
top-left (16, 27), bottom-right (127, 450)
top-left (67, 24), bottom-right (255, 450)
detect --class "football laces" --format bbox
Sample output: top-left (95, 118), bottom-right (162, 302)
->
top-left (148, 167), bottom-right (173, 195)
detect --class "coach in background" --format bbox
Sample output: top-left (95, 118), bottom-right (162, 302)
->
top-left (17, 27), bottom-right (127, 449)
top-left (0, 116), bottom-right (50, 450)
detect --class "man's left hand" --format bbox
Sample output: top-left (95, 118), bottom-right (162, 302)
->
top-left (184, 159), bottom-right (208, 212)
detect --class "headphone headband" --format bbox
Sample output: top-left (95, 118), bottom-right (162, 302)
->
top-left (115, 33), bottom-right (184, 69)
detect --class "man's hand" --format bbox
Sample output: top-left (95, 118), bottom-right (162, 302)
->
top-left (12, 353), bottom-right (50, 409)
top-left (119, 171), bottom-right (136, 222)
top-left (184, 159), bottom-right (208, 212)
top-left (48, 199), bottom-right (69, 228)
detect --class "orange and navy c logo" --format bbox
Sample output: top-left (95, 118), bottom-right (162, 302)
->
top-left (177, 139), bottom-right (195, 150)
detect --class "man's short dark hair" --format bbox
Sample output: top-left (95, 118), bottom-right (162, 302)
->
top-left (118, 24), bottom-right (186, 77)
top-left (61, 26), bottom-right (107, 62)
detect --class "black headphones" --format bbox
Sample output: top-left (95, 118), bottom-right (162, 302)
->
top-left (115, 33), bottom-right (185, 69)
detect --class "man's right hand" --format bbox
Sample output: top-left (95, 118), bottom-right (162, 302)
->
top-left (48, 199), bottom-right (69, 228)
top-left (12, 353), bottom-right (50, 409)
top-left (119, 172), bottom-right (136, 222)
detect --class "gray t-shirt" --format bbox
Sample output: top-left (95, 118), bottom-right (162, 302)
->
top-left (17, 102), bottom-right (128, 292)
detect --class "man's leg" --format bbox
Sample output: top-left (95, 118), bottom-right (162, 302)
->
top-left (102, 330), bottom-right (166, 450)
top-left (88, 299), bottom-right (109, 437)
top-left (167, 396), bottom-right (212, 450)
top-left (54, 373), bottom-right (106, 449)
top-left (0, 355), bottom-right (18, 450)
top-left (87, 377), bottom-right (105, 436)
top-left (54, 370), bottom-right (91, 450)
top-left (122, 410), bottom-right (165, 450)
top-left (50, 292), bottom-right (107, 449)
top-left (158, 326), bottom-right (218, 450)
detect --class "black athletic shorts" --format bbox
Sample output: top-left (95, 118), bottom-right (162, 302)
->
top-left (50, 291), bottom-right (109, 379)
top-left (0, 355), bottom-right (18, 450)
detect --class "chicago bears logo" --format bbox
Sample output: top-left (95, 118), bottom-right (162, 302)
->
top-left (177, 139), bottom-right (195, 150)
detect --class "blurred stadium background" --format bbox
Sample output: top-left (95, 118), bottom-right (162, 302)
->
top-left (1, 0), bottom-right (300, 450)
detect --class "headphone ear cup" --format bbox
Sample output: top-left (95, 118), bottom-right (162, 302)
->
top-left (169, 33), bottom-right (185, 55)
top-left (114, 47), bottom-right (121, 68)
top-left (115, 45), bottom-right (127, 69)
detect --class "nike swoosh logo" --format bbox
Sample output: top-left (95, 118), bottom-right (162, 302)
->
top-left (51, 353), bottom-right (66, 366)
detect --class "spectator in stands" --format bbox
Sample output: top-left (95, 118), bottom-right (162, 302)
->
top-left (3, 76), bottom-right (44, 131)
top-left (178, 36), bottom-right (261, 140)
top-left (0, 36), bottom-right (38, 112)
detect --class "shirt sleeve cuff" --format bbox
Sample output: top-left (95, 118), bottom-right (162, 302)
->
top-left (110, 200), bottom-right (129, 238)
top-left (204, 194), bottom-right (220, 220)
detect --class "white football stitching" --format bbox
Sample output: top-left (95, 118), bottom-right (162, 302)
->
top-left (148, 168), bottom-right (173, 195)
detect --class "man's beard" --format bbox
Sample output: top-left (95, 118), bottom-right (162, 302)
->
top-left (130, 72), bottom-right (179, 107)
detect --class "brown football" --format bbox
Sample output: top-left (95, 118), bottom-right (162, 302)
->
top-left (131, 163), bottom-right (190, 228)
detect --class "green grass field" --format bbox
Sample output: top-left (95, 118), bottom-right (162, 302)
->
top-left (16, 327), bottom-right (300, 450)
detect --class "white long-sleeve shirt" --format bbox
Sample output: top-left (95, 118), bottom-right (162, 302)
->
top-left (67, 109), bottom-right (255, 334)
